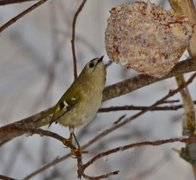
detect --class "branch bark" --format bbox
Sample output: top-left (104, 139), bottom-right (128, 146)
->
top-left (0, 0), bottom-right (48, 33)
top-left (168, 0), bottom-right (196, 57)
top-left (0, 58), bottom-right (196, 145)
top-left (0, 0), bottom-right (37, 5)
top-left (103, 58), bottom-right (196, 101)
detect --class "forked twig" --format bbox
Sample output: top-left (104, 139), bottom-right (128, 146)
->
top-left (80, 137), bottom-right (196, 180)
top-left (24, 72), bottom-right (196, 179)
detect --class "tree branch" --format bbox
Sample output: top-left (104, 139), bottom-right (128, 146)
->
top-left (71, 0), bottom-right (87, 80)
top-left (0, 58), bottom-right (196, 145)
top-left (99, 100), bottom-right (196, 112)
top-left (0, 0), bottom-right (48, 33)
top-left (103, 58), bottom-right (196, 101)
top-left (0, 0), bottom-right (36, 5)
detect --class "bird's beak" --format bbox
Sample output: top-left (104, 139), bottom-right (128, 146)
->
top-left (97, 56), bottom-right (104, 63)
top-left (93, 56), bottom-right (104, 70)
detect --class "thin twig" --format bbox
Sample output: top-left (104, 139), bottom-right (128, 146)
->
top-left (0, 0), bottom-right (48, 33)
top-left (103, 58), bottom-right (196, 101)
top-left (83, 137), bottom-right (196, 171)
top-left (162, 99), bottom-right (180, 103)
top-left (24, 154), bottom-right (71, 180)
top-left (0, 58), bottom-right (196, 146)
top-left (71, 0), bottom-right (87, 80)
top-left (99, 100), bottom-right (196, 112)
top-left (0, 0), bottom-right (36, 5)
top-left (85, 73), bottom-right (196, 149)
top-left (0, 175), bottom-right (17, 180)
top-left (14, 127), bottom-right (76, 149)
top-left (78, 167), bottom-right (119, 180)
top-left (23, 72), bottom-right (196, 179)
top-left (113, 114), bottom-right (126, 124)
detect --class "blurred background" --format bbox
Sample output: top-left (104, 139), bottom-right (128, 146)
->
top-left (0, 0), bottom-right (196, 179)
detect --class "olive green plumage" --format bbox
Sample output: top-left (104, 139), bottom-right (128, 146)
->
top-left (49, 56), bottom-right (106, 127)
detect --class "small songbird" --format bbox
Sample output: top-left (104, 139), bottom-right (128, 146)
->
top-left (49, 56), bottom-right (106, 129)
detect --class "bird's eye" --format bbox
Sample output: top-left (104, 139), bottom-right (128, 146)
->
top-left (89, 62), bottom-right (95, 68)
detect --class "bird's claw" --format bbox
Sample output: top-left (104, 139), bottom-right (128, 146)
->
top-left (71, 147), bottom-right (83, 158)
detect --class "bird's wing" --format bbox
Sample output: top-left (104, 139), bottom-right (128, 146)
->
top-left (48, 95), bottom-right (80, 127)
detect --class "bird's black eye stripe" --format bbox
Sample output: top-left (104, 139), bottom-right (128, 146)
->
top-left (89, 61), bottom-right (95, 68)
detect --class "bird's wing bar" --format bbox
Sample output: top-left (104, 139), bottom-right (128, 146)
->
top-left (48, 96), bottom-right (79, 127)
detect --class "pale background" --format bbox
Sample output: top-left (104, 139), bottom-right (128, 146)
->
top-left (0, 0), bottom-right (196, 180)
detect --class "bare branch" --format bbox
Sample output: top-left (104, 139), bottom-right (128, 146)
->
top-left (0, 58), bottom-right (196, 145)
top-left (24, 154), bottom-right (71, 179)
top-left (0, 0), bottom-right (48, 33)
top-left (169, 0), bottom-right (196, 57)
top-left (71, 0), bottom-right (87, 80)
top-left (82, 137), bottom-right (196, 173)
top-left (103, 58), bottom-right (196, 101)
top-left (25, 72), bottom-right (196, 180)
top-left (99, 100), bottom-right (196, 112)
top-left (0, 0), bottom-right (36, 5)
top-left (0, 175), bottom-right (17, 180)
top-left (84, 72), bottom-right (196, 149)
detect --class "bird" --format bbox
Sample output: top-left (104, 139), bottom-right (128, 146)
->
top-left (48, 56), bottom-right (106, 131)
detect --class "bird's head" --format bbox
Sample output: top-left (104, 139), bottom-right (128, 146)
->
top-left (79, 56), bottom-right (106, 84)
